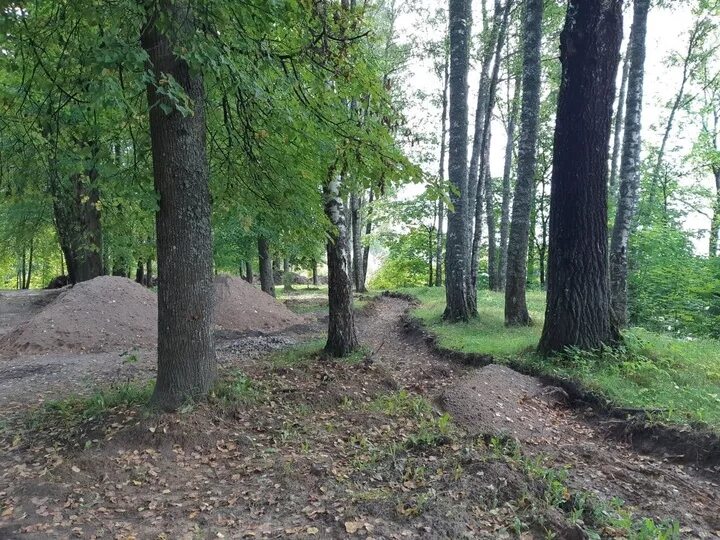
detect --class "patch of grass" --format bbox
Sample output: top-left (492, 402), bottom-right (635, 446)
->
top-left (267, 338), bottom-right (369, 368)
top-left (402, 286), bottom-right (720, 431)
top-left (211, 370), bottom-right (263, 404)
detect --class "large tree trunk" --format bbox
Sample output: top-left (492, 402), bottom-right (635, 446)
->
top-left (538, 0), bottom-right (623, 355)
top-left (258, 237), bottom-right (275, 297)
top-left (505, 0), bottom-right (544, 326)
top-left (350, 193), bottom-right (366, 292)
top-left (609, 50), bottom-right (630, 190)
top-left (468, 0), bottom-right (512, 306)
top-left (324, 168), bottom-right (359, 356)
top-left (610, 0), bottom-right (650, 328)
top-left (497, 74), bottom-right (521, 292)
top-left (141, 0), bottom-right (216, 410)
top-left (435, 54), bottom-right (449, 288)
top-left (444, 0), bottom-right (472, 322)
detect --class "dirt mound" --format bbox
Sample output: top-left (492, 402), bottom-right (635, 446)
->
top-left (213, 274), bottom-right (302, 332)
top-left (0, 276), bottom-right (157, 356)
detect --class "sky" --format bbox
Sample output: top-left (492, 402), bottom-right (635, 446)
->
top-left (392, 1), bottom-right (717, 255)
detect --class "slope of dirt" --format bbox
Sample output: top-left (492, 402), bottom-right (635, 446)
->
top-left (0, 289), bottom-right (64, 339)
top-left (213, 274), bottom-right (301, 332)
top-left (0, 277), bottom-right (157, 356)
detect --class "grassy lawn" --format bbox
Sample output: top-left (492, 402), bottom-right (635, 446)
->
top-left (399, 286), bottom-right (720, 432)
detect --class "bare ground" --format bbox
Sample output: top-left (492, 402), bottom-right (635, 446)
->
top-left (0, 296), bottom-right (717, 538)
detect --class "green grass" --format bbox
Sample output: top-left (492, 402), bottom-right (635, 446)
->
top-left (267, 338), bottom-right (369, 367)
top-left (400, 286), bottom-right (720, 432)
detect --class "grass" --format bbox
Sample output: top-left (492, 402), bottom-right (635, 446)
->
top-left (278, 286), bottom-right (378, 314)
top-left (400, 286), bottom-right (720, 432)
top-left (267, 337), bottom-right (369, 368)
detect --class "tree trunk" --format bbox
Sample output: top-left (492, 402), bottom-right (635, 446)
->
top-left (146, 259), bottom-right (153, 287)
top-left (312, 258), bottom-right (318, 286)
top-left (258, 237), bottom-right (275, 297)
top-left (610, 0), bottom-right (650, 328)
top-left (26, 238), bottom-right (34, 289)
top-left (324, 168), bottom-right (359, 356)
top-left (538, 0), bottom-right (623, 355)
top-left (362, 188), bottom-right (374, 288)
top-left (283, 257), bottom-right (293, 292)
top-left (444, 0), bottom-right (472, 322)
top-left (497, 74), bottom-right (521, 292)
top-left (435, 54), bottom-right (449, 288)
top-left (468, 0), bottom-right (512, 306)
top-left (350, 193), bottom-right (366, 292)
top-left (609, 50), bottom-right (630, 190)
top-left (141, 0), bottom-right (216, 410)
top-left (244, 260), bottom-right (253, 283)
top-left (710, 168), bottom-right (720, 257)
top-left (135, 260), bottom-right (144, 284)
top-left (20, 248), bottom-right (26, 289)
top-left (504, 0), bottom-right (544, 326)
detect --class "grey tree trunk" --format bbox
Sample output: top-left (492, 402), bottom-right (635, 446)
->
top-left (324, 168), bottom-right (359, 356)
top-left (141, 0), bottom-right (216, 411)
top-left (435, 54), bottom-right (449, 288)
top-left (312, 258), bottom-right (318, 286)
top-left (505, 0), bottom-right (544, 326)
top-left (498, 73), bottom-right (521, 291)
top-left (443, 0), bottom-right (472, 322)
top-left (469, 0), bottom-right (511, 304)
top-left (537, 0), bottom-right (623, 355)
top-left (350, 193), bottom-right (366, 292)
top-left (609, 51), bottom-right (630, 190)
top-left (610, 0), bottom-right (650, 328)
top-left (711, 168), bottom-right (720, 258)
top-left (362, 188), bottom-right (373, 287)
top-left (258, 237), bottom-right (275, 297)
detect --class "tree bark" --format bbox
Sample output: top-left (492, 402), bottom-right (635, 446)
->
top-left (324, 168), bottom-right (359, 356)
top-left (609, 50), bottom-right (630, 190)
top-left (258, 236), bottom-right (275, 297)
top-left (443, 0), bottom-right (472, 322)
top-left (312, 258), bottom-right (318, 286)
top-left (244, 260), bottom-right (253, 283)
top-left (362, 188), bottom-right (374, 288)
top-left (350, 193), bottom-right (366, 292)
top-left (135, 260), bottom-right (145, 284)
top-left (141, 0), bottom-right (216, 410)
top-left (498, 73), bottom-right (521, 291)
top-left (146, 259), bottom-right (153, 287)
top-left (537, 0), bottom-right (623, 355)
top-left (505, 0), bottom-right (544, 326)
top-left (610, 0), bottom-right (650, 328)
top-left (710, 168), bottom-right (720, 258)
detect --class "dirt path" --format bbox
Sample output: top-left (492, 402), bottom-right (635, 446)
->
top-left (364, 297), bottom-right (720, 537)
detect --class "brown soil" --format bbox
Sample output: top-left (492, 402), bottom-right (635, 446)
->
top-left (0, 277), bottom-right (157, 356)
top-left (214, 274), bottom-right (302, 332)
top-left (0, 296), bottom-right (718, 538)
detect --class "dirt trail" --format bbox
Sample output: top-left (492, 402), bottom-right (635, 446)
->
top-left (362, 297), bottom-right (720, 538)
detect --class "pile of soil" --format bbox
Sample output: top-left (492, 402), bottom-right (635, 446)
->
top-left (213, 274), bottom-right (301, 332)
top-left (0, 276), bottom-right (157, 356)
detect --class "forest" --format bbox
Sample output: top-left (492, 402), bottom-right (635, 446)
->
top-left (0, 0), bottom-right (719, 538)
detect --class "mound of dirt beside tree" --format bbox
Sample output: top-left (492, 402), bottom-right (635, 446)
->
top-left (213, 274), bottom-right (301, 332)
top-left (0, 276), bottom-right (157, 356)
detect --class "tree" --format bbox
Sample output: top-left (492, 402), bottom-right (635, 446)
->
top-left (141, 0), bottom-right (216, 410)
top-left (258, 236), bottom-right (275, 297)
top-left (609, 51), bottom-right (630, 190)
top-left (504, 0), bottom-right (543, 326)
top-left (537, 0), bottom-right (623, 355)
top-left (610, 0), bottom-right (651, 328)
top-left (443, 0), bottom-right (473, 322)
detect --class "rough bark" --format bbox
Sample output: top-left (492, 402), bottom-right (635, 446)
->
top-left (443, 0), bottom-right (472, 322)
top-left (258, 237), bottom-right (275, 297)
top-left (505, 0), bottom-right (543, 326)
top-left (141, 0), bottom-right (216, 411)
top-left (244, 260), bottom-right (253, 283)
top-left (610, 0), bottom-right (650, 328)
top-left (146, 259), bottom-right (153, 287)
top-left (609, 50), bottom-right (630, 190)
top-left (498, 74), bottom-right (521, 291)
top-left (537, 0), bottom-right (623, 355)
top-left (324, 169), bottom-right (359, 356)
top-left (435, 54), bottom-right (449, 288)
top-left (135, 260), bottom-right (144, 284)
top-left (350, 193), bottom-right (366, 292)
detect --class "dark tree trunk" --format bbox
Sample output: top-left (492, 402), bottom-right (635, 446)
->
top-left (497, 74), bottom-right (521, 292)
top-left (609, 50), bottom-right (630, 190)
top-left (26, 239), bottom-right (33, 289)
top-left (538, 0), bottom-right (623, 355)
top-left (312, 258), bottom-right (318, 286)
top-left (350, 193), bottom-right (366, 292)
top-left (435, 53), bottom-right (449, 288)
top-left (610, 0), bottom-right (650, 328)
top-left (324, 168), bottom-right (359, 356)
top-left (505, 0), bottom-right (544, 326)
top-left (283, 257), bottom-right (293, 292)
top-left (146, 259), bottom-right (153, 287)
top-left (141, 0), bottom-right (216, 410)
top-left (244, 260), bottom-right (253, 283)
top-left (20, 249), bottom-right (26, 289)
top-left (444, 0), bottom-right (472, 322)
top-left (135, 260), bottom-right (145, 284)
top-left (258, 237), bottom-right (275, 297)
